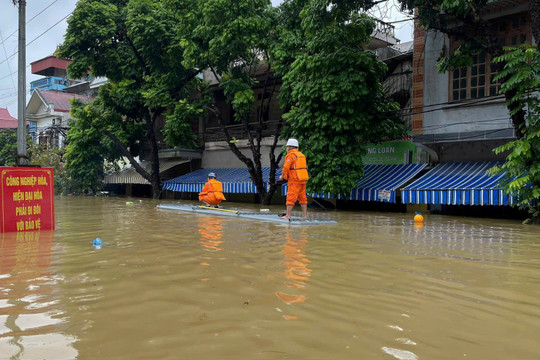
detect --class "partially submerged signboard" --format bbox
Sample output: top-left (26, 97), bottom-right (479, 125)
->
top-left (0, 167), bottom-right (55, 232)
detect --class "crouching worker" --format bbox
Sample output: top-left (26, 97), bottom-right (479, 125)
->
top-left (198, 172), bottom-right (226, 207)
top-left (279, 139), bottom-right (309, 219)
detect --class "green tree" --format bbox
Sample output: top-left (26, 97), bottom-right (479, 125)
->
top-left (0, 130), bottom-right (17, 166)
top-left (63, 98), bottom-right (125, 194)
top-left (27, 142), bottom-right (70, 195)
top-left (58, 0), bottom-right (201, 198)
top-left (178, 0), bottom-right (285, 204)
top-left (489, 45), bottom-right (540, 222)
top-left (280, 0), bottom-right (403, 196)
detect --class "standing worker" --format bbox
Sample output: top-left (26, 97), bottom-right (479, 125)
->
top-left (279, 139), bottom-right (309, 219)
top-left (199, 172), bottom-right (226, 207)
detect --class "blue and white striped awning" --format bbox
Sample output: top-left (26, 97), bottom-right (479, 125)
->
top-left (162, 167), bottom-right (282, 194)
top-left (282, 164), bottom-right (427, 203)
top-left (401, 162), bottom-right (514, 206)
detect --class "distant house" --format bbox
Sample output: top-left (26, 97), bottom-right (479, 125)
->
top-left (30, 55), bottom-right (71, 94)
top-left (64, 75), bottom-right (108, 97)
top-left (27, 54), bottom-right (95, 148)
top-left (25, 89), bottom-right (93, 148)
top-left (0, 108), bottom-right (18, 129)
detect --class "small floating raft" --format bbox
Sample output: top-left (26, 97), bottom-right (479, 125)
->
top-left (156, 204), bottom-right (337, 226)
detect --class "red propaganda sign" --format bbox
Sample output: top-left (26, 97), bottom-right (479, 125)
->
top-left (0, 167), bottom-right (55, 233)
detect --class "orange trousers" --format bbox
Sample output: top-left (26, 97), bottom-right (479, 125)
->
top-left (286, 181), bottom-right (307, 206)
top-left (199, 194), bottom-right (223, 205)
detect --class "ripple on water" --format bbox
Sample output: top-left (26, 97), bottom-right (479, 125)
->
top-left (1, 198), bottom-right (538, 359)
top-left (382, 346), bottom-right (419, 360)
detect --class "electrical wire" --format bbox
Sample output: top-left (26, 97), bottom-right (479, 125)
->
top-left (0, 30), bottom-right (16, 92)
top-left (0, 10), bottom-right (73, 68)
top-left (27, 11), bottom-right (72, 47)
top-left (0, 0), bottom-right (60, 47)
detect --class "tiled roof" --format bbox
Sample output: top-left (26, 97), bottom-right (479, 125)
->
top-left (38, 89), bottom-right (94, 113)
top-left (0, 108), bottom-right (18, 129)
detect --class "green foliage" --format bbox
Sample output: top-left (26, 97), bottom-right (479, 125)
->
top-left (436, 42), bottom-right (484, 73)
top-left (58, 0), bottom-right (204, 197)
top-left (489, 45), bottom-right (540, 220)
top-left (65, 99), bottom-right (114, 193)
top-left (399, 0), bottom-right (484, 30)
top-left (174, 0), bottom-right (288, 204)
top-left (27, 142), bottom-right (70, 195)
top-left (180, 0), bottom-right (272, 122)
top-left (494, 46), bottom-right (540, 112)
top-left (269, 0), bottom-right (308, 79)
top-left (399, 0), bottom-right (539, 221)
top-left (163, 81), bottom-right (208, 147)
top-left (280, 0), bottom-right (403, 196)
top-left (0, 130), bottom-right (17, 166)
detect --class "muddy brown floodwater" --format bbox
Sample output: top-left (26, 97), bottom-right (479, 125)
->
top-left (1, 196), bottom-right (539, 359)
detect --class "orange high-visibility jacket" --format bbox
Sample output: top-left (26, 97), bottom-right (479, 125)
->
top-left (282, 149), bottom-right (309, 182)
top-left (199, 179), bottom-right (226, 201)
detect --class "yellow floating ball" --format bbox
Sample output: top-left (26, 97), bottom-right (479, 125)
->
top-left (414, 214), bottom-right (424, 223)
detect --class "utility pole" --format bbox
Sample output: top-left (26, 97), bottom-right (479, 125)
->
top-left (14, 0), bottom-right (27, 165)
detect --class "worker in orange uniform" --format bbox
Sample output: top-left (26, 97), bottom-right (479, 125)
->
top-left (279, 139), bottom-right (309, 219)
top-left (198, 172), bottom-right (226, 207)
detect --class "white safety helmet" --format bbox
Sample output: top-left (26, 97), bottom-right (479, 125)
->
top-left (286, 138), bottom-right (299, 147)
top-left (208, 172), bottom-right (216, 178)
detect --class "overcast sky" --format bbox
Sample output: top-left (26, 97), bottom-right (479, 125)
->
top-left (0, 0), bottom-right (412, 118)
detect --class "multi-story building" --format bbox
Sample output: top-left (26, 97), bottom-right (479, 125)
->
top-left (400, 0), bottom-right (534, 216)
top-left (26, 89), bottom-right (93, 148)
top-left (411, 3), bottom-right (532, 162)
top-left (26, 55), bottom-right (94, 148)
top-left (29, 55), bottom-right (70, 94)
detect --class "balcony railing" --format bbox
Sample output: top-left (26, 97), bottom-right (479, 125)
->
top-left (373, 19), bottom-right (395, 38)
top-left (204, 120), bottom-right (282, 143)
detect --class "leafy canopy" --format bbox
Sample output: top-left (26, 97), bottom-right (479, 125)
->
top-left (281, 0), bottom-right (403, 196)
top-left (58, 0), bottom-right (202, 196)
top-left (0, 130), bottom-right (17, 166)
top-left (489, 45), bottom-right (540, 221)
top-left (180, 0), bottom-right (272, 123)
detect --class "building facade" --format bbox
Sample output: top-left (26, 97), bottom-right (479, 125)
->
top-left (411, 1), bottom-right (533, 163)
top-left (29, 55), bottom-right (71, 94)
top-left (26, 89), bottom-right (93, 148)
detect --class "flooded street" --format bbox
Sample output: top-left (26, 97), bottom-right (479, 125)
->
top-left (1, 196), bottom-right (539, 359)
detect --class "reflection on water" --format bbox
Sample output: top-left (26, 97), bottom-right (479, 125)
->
top-left (0, 231), bottom-right (77, 359)
top-left (1, 197), bottom-right (539, 360)
top-left (198, 217), bottom-right (224, 252)
top-left (275, 228), bottom-right (311, 320)
top-left (198, 217), bottom-right (225, 279)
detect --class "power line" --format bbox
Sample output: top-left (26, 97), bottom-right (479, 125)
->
top-left (27, 11), bottom-right (71, 47)
top-left (397, 93), bottom-right (507, 114)
top-left (0, 10), bottom-right (73, 68)
top-left (0, 63), bottom-right (30, 82)
top-left (0, 0), bottom-right (60, 47)
top-left (420, 117), bottom-right (512, 131)
top-left (387, 18), bottom-right (415, 24)
top-left (0, 30), bottom-right (16, 91)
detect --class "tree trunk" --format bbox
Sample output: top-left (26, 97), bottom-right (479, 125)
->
top-left (146, 111), bottom-right (162, 199)
top-left (506, 88), bottom-right (527, 138)
top-left (103, 129), bottom-right (152, 182)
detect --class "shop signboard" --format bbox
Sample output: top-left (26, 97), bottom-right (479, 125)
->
top-left (363, 135), bottom-right (417, 165)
